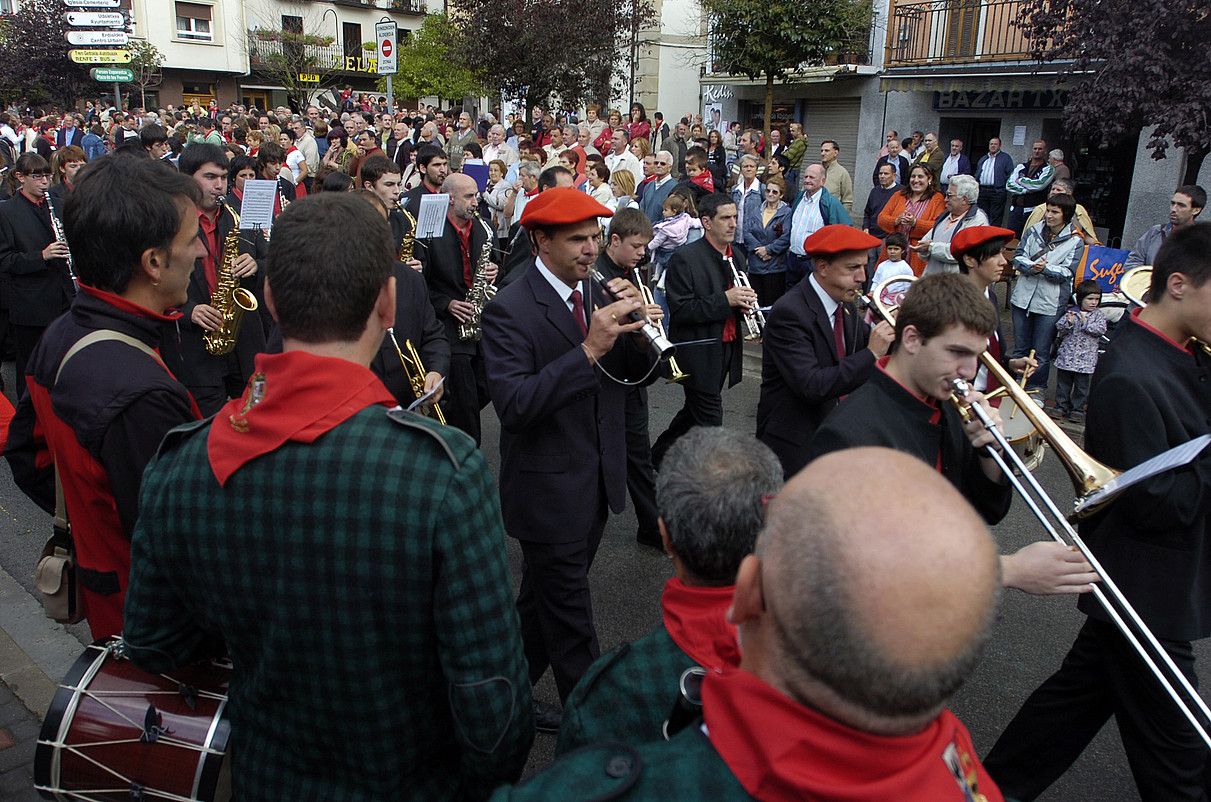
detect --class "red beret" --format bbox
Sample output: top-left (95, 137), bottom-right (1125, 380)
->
top-left (520, 187), bottom-right (613, 229)
top-left (949, 226), bottom-right (1016, 260)
top-left (803, 224), bottom-right (881, 256)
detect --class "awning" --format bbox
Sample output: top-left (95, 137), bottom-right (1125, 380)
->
top-left (879, 66), bottom-right (1090, 93)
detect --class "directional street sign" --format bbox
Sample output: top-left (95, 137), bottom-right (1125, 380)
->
top-left (67, 30), bottom-right (129, 46)
top-left (63, 0), bottom-right (121, 6)
top-left (69, 49), bottom-right (131, 64)
top-left (376, 20), bottom-right (398, 76)
top-left (64, 12), bottom-right (126, 29)
top-left (90, 67), bottom-right (133, 83)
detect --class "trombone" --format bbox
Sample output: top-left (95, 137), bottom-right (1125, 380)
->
top-left (631, 267), bottom-right (688, 384)
top-left (870, 274), bottom-right (1211, 749)
top-left (386, 327), bottom-right (446, 425)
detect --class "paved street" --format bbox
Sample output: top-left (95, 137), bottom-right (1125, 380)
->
top-left (0, 350), bottom-right (1206, 800)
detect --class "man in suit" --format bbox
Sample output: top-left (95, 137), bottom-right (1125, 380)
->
top-left (55, 115), bottom-right (84, 149)
top-left (385, 120), bottom-right (414, 174)
top-left (160, 143), bottom-right (265, 415)
top-left (0, 153), bottom-right (73, 396)
top-left (871, 136), bottom-right (910, 187)
top-left (481, 187), bottom-right (659, 731)
top-left (974, 137), bottom-right (1016, 227)
top-left (756, 225), bottom-right (894, 478)
top-left (938, 137), bottom-right (973, 194)
top-left (418, 172), bottom-right (495, 443)
top-left (123, 192), bottom-right (534, 801)
top-left (651, 192), bottom-right (758, 467)
top-left (985, 222), bottom-right (1211, 801)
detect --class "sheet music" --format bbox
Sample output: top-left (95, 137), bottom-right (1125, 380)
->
top-left (407, 377), bottom-right (446, 412)
top-left (238, 180), bottom-right (277, 230)
top-left (416, 193), bottom-right (451, 238)
top-left (1074, 434), bottom-right (1211, 514)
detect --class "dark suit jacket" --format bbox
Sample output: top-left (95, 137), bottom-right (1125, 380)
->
top-left (756, 279), bottom-right (876, 478)
top-left (808, 365), bottom-right (1012, 525)
top-left (482, 267), bottom-right (656, 543)
top-left (402, 183), bottom-right (439, 219)
top-left (385, 137), bottom-right (414, 174)
top-left (371, 263), bottom-right (451, 407)
top-left (56, 128), bottom-right (84, 149)
top-left (158, 206), bottom-right (265, 397)
top-left (1076, 317), bottom-right (1211, 640)
top-left (0, 192), bottom-right (73, 327)
top-left (419, 215), bottom-right (492, 356)
top-left (939, 154), bottom-right (973, 187)
top-left (872, 154), bottom-right (911, 187)
top-left (665, 238), bottom-right (746, 394)
top-left (500, 226), bottom-right (534, 288)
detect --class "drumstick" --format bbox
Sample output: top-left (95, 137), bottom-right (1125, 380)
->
top-left (1009, 349), bottom-right (1035, 420)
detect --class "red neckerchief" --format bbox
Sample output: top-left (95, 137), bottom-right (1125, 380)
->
top-left (232, 187), bottom-right (244, 204)
top-left (661, 578), bottom-right (740, 671)
top-left (448, 213), bottom-right (474, 286)
top-left (20, 189), bottom-right (44, 207)
top-left (207, 351), bottom-right (395, 487)
top-left (524, 186), bottom-right (540, 198)
top-left (1129, 307), bottom-right (1197, 355)
top-left (703, 669), bottom-right (1003, 802)
top-left (876, 355), bottom-right (943, 469)
top-left (639, 175), bottom-right (656, 188)
top-left (712, 242), bottom-right (738, 343)
top-left (198, 208), bottom-right (221, 295)
top-left (691, 171), bottom-right (715, 192)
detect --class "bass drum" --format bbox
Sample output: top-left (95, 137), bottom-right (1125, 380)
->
top-left (35, 638), bottom-right (232, 802)
top-left (999, 397), bottom-right (1046, 473)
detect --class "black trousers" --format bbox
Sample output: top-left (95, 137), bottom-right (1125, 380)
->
top-left (623, 386), bottom-right (659, 540)
top-left (984, 617), bottom-right (1209, 802)
top-left (517, 494), bottom-right (608, 702)
top-left (445, 351), bottom-right (489, 445)
top-left (748, 271), bottom-right (786, 311)
top-left (11, 324), bottom-right (47, 399)
top-left (188, 352), bottom-right (253, 417)
top-left (978, 186), bottom-right (1008, 228)
top-left (651, 341), bottom-right (734, 468)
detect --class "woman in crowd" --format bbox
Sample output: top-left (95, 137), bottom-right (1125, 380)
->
top-left (626, 103), bottom-right (651, 144)
top-left (629, 136), bottom-right (651, 163)
top-left (484, 158), bottom-right (515, 247)
top-left (559, 150), bottom-right (586, 190)
top-left (705, 129), bottom-right (728, 188)
top-left (585, 163), bottom-right (614, 206)
top-left (319, 126), bottom-right (353, 178)
top-left (743, 175), bottom-right (793, 308)
top-left (609, 169), bottom-right (639, 212)
top-left (594, 109), bottom-right (624, 152)
top-left (877, 164), bottom-right (946, 275)
top-left (279, 129), bottom-right (308, 188)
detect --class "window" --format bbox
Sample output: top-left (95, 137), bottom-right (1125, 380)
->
top-left (175, 2), bottom-right (213, 41)
top-left (342, 22), bottom-right (362, 60)
top-left (0, 0), bottom-right (14, 15)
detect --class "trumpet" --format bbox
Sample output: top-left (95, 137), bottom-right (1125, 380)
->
top-left (588, 268), bottom-right (676, 361)
top-left (726, 255), bottom-right (764, 341)
top-left (1120, 265), bottom-right (1211, 356)
top-left (386, 327), bottom-right (446, 424)
top-left (631, 268), bottom-right (687, 383)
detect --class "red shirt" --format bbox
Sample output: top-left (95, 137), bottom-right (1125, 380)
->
top-left (448, 213), bottom-right (474, 287)
top-left (198, 208), bottom-right (221, 295)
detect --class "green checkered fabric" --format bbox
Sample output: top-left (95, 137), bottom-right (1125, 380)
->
top-left (124, 409), bottom-right (534, 801)
top-left (556, 626), bottom-right (698, 755)
top-left (491, 725), bottom-right (752, 800)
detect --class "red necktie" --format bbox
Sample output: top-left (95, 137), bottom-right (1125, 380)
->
top-left (570, 289), bottom-right (588, 337)
top-left (833, 308), bottom-right (846, 358)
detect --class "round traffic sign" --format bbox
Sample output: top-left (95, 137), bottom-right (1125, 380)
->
top-left (381, 39), bottom-right (392, 58)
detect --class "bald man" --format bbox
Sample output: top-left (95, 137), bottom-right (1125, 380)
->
top-left (418, 172), bottom-right (497, 443)
top-left (489, 447), bottom-right (1006, 800)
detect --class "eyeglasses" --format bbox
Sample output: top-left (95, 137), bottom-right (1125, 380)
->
top-left (28, 172), bottom-right (51, 179)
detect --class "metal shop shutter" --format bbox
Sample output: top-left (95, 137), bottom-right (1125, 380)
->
top-left (803, 99), bottom-right (861, 177)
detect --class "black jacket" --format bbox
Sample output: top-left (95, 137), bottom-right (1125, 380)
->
top-left (385, 137), bottom-right (414, 174)
top-left (872, 154), bottom-right (911, 187)
top-left (665, 237), bottom-right (746, 394)
top-left (419, 215), bottom-right (492, 356)
top-left (370, 263), bottom-right (451, 406)
top-left (808, 365), bottom-right (1012, 525)
top-left (756, 278), bottom-right (876, 478)
top-left (1077, 316), bottom-right (1211, 640)
top-left (0, 192), bottom-right (74, 327)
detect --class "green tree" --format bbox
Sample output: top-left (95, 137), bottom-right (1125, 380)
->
top-left (379, 14), bottom-right (481, 106)
top-left (702, 0), bottom-right (870, 151)
top-left (129, 40), bottom-right (165, 112)
top-left (0, 0), bottom-right (91, 108)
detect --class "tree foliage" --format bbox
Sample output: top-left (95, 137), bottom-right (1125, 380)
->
top-left (379, 14), bottom-right (481, 105)
top-left (128, 39), bottom-right (165, 111)
top-left (1017, 0), bottom-right (1211, 179)
top-left (702, 0), bottom-right (870, 146)
top-left (0, 0), bottom-right (92, 108)
top-left (451, 0), bottom-right (654, 122)
top-left (244, 2), bottom-right (340, 111)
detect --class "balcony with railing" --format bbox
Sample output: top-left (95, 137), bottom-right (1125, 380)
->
top-left (885, 0), bottom-right (1035, 68)
top-left (248, 35), bottom-right (382, 76)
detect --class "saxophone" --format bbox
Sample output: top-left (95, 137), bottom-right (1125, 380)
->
top-left (386, 327), bottom-right (446, 424)
top-left (457, 219), bottom-right (498, 342)
top-left (399, 206), bottom-right (418, 262)
top-left (44, 191), bottom-right (78, 292)
top-left (203, 204), bottom-right (260, 356)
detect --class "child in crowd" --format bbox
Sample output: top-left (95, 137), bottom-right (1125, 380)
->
top-left (680, 151), bottom-right (714, 201)
top-left (870, 232), bottom-right (913, 289)
top-left (1050, 279), bottom-right (1107, 423)
top-left (649, 192), bottom-right (701, 272)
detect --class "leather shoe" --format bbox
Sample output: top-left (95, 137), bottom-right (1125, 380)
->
top-left (636, 532), bottom-right (663, 550)
top-left (534, 701), bottom-right (562, 734)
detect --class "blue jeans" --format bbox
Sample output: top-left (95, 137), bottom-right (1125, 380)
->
top-left (785, 252), bottom-right (814, 288)
top-left (1011, 305), bottom-right (1061, 391)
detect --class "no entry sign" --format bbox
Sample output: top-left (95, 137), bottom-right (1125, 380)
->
top-left (376, 21), bottom-right (397, 75)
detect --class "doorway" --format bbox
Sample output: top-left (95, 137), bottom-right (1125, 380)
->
top-left (938, 117), bottom-right (1002, 163)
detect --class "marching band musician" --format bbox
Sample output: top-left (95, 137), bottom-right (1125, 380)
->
top-left (809, 272), bottom-right (1098, 595)
top-left (255, 141), bottom-right (296, 221)
top-left (418, 172), bottom-right (496, 443)
top-left (357, 154), bottom-right (418, 270)
top-left (160, 143), bottom-right (265, 416)
top-left (651, 192), bottom-right (757, 468)
top-left (756, 225), bottom-right (895, 478)
top-left (594, 207), bottom-right (661, 548)
top-left (0, 153), bottom-right (73, 397)
top-left (402, 144), bottom-right (449, 219)
top-left (6, 155), bottom-right (203, 640)
top-left (123, 193), bottom-right (534, 801)
top-left (986, 222), bottom-right (1211, 801)
top-left (481, 187), bottom-right (660, 733)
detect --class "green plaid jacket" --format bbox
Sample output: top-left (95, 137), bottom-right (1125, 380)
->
top-left (556, 626), bottom-right (695, 755)
top-left (491, 726), bottom-right (752, 800)
top-left (124, 409), bottom-right (534, 801)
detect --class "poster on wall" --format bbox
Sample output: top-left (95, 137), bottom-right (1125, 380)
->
top-left (702, 84), bottom-right (734, 132)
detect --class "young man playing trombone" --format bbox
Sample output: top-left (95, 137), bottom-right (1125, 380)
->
top-left (985, 222), bottom-right (1211, 801)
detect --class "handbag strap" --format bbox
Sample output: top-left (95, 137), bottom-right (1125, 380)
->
top-left (51, 329), bottom-right (166, 532)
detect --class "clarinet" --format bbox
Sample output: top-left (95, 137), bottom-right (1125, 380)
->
top-left (44, 191), bottom-right (78, 292)
top-left (588, 269), bottom-right (676, 359)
